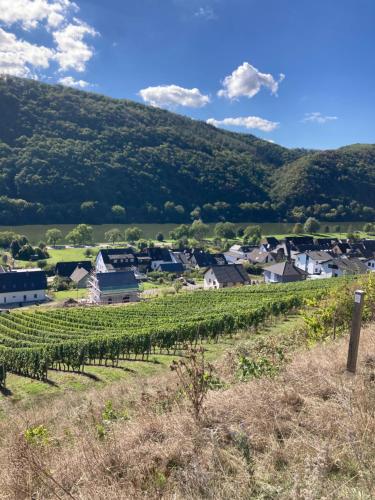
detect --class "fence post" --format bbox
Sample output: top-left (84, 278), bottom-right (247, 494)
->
top-left (346, 290), bottom-right (366, 374)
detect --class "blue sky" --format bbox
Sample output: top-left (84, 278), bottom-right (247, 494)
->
top-left (0, 0), bottom-right (374, 149)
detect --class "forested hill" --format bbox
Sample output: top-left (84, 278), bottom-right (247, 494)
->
top-left (0, 76), bottom-right (374, 224)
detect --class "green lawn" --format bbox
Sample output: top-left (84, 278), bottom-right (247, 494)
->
top-left (51, 289), bottom-right (89, 302)
top-left (46, 247), bottom-right (99, 264)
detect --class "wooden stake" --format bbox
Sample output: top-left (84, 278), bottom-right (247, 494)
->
top-left (347, 290), bottom-right (365, 374)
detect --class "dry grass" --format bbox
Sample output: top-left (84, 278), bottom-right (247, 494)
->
top-left (0, 327), bottom-right (374, 499)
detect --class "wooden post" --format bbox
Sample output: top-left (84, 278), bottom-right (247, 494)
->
top-left (346, 290), bottom-right (366, 374)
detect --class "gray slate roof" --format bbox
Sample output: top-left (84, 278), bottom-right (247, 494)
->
top-left (305, 251), bottom-right (333, 263)
top-left (96, 271), bottom-right (139, 293)
top-left (208, 264), bottom-right (249, 284)
top-left (0, 270), bottom-right (47, 293)
top-left (264, 261), bottom-right (307, 277)
top-left (70, 266), bottom-right (89, 283)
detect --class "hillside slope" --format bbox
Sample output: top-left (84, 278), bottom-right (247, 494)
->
top-left (0, 76), bottom-right (374, 224)
top-left (0, 324), bottom-right (374, 498)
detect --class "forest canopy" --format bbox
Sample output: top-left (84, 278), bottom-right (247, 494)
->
top-left (0, 76), bottom-right (374, 224)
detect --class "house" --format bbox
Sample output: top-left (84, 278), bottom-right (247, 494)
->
top-left (325, 258), bottom-right (369, 277)
top-left (295, 250), bottom-right (333, 275)
top-left (0, 269), bottom-right (47, 306)
top-left (226, 244), bottom-right (257, 262)
top-left (364, 258), bottom-right (375, 271)
top-left (332, 242), bottom-right (351, 256)
top-left (155, 262), bottom-right (185, 274)
top-left (262, 237), bottom-right (280, 251)
top-left (187, 249), bottom-right (227, 269)
top-left (145, 247), bottom-right (175, 270)
top-left (96, 248), bottom-right (137, 273)
top-left (55, 260), bottom-right (92, 278)
top-left (248, 248), bottom-right (276, 265)
top-left (204, 264), bottom-right (249, 289)
top-left (70, 265), bottom-right (90, 289)
top-left (263, 262), bottom-right (307, 284)
top-left (134, 253), bottom-right (152, 273)
top-left (89, 271), bottom-right (140, 304)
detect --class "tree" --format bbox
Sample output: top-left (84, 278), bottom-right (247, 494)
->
top-left (138, 240), bottom-right (148, 251)
top-left (80, 201), bottom-right (98, 215)
top-left (111, 205), bottom-right (126, 219)
top-left (363, 222), bottom-right (374, 233)
top-left (10, 240), bottom-right (20, 258)
top-left (46, 228), bottom-right (63, 247)
top-left (105, 228), bottom-right (122, 245)
top-left (244, 225), bottom-right (262, 245)
top-left (125, 227), bottom-right (142, 243)
top-left (303, 217), bottom-right (320, 234)
top-left (214, 222), bottom-right (236, 239)
top-left (190, 206), bottom-right (201, 220)
top-left (155, 232), bottom-right (164, 242)
top-left (170, 224), bottom-right (190, 240)
top-left (293, 222), bottom-right (304, 235)
top-left (0, 231), bottom-right (20, 249)
top-left (66, 224), bottom-right (93, 245)
top-left (190, 219), bottom-right (210, 240)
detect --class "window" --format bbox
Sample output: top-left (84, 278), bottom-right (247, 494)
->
top-left (23, 295), bottom-right (27, 301)
top-left (3, 297), bottom-right (6, 303)
top-left (34, 294), bottom-right (38, 299)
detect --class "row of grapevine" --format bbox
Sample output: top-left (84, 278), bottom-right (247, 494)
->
top-left (0, 278), bottom-right (349, 381)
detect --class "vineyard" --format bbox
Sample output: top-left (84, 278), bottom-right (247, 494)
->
top-left (0, 279), bottom-right (347, 386)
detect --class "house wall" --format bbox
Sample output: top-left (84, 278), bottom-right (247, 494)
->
top-left (366, 259), bottom-right (375, 271)
top-left (264, 271), bottom-right (303, 284)
top-left (295, 254), bottom-right (307, 272)
top-left (0, 289), bottom-right (46, 305)
top-left (76, 275), bottom-right (89, 289)
top-left (95, 254), bottom-right (107, 273)
top-left (204, 269), bottom-right (220, 289)
top-left (295, 254), bottom-right (333, 275)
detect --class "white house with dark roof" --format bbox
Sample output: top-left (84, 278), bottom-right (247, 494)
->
top-left (0, 269), bottom-right (47, 306)
top-left (204, 264), bottom-right (250, 290)
top-left (324, 257), bottom-right (368, 277)
top-left (96, 248), bottom-right (137, 273)
top-left (89, 270), bottom-right (140, 304)
top-left (263, 262), bottom-right (307, 284)
top-left (295, 250), bottom-right (333, 276)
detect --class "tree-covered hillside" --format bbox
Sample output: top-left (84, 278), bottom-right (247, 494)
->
top-left (0, 76), bottom-right (374, 224)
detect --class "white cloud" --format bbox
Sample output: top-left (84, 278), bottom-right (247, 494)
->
top-left (58, 75), bottom-right (89, 88)
top-left (218, 62), bottom-right (284, 100)
top-left (207, 116), bottom-right (279, 132)
top-left (194, 7), bottom-right (216, 20)
top-left (0, 1), bottom-right (97, 78)
top-left (303, 112), bottom-right (338, 124)
top-left (0, 27), bottom-right (54, 77)
top-left (139, 84), bottom-right (210, 108)
top-left (0, 0), bottom-right (77, 30)
top-left (53, 20), bottom-right (98, 72)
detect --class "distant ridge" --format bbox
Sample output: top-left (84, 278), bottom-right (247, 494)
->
top-left (0, 76), bottom-right (374, 224)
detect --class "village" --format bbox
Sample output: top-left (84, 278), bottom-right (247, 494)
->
top-left (0, 233), bottom-right (373, 308)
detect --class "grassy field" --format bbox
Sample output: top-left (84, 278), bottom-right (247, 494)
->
top-left (50, 289), bottom-right (89, 302)
top-left (46, 247), bottom-right (98, 264)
